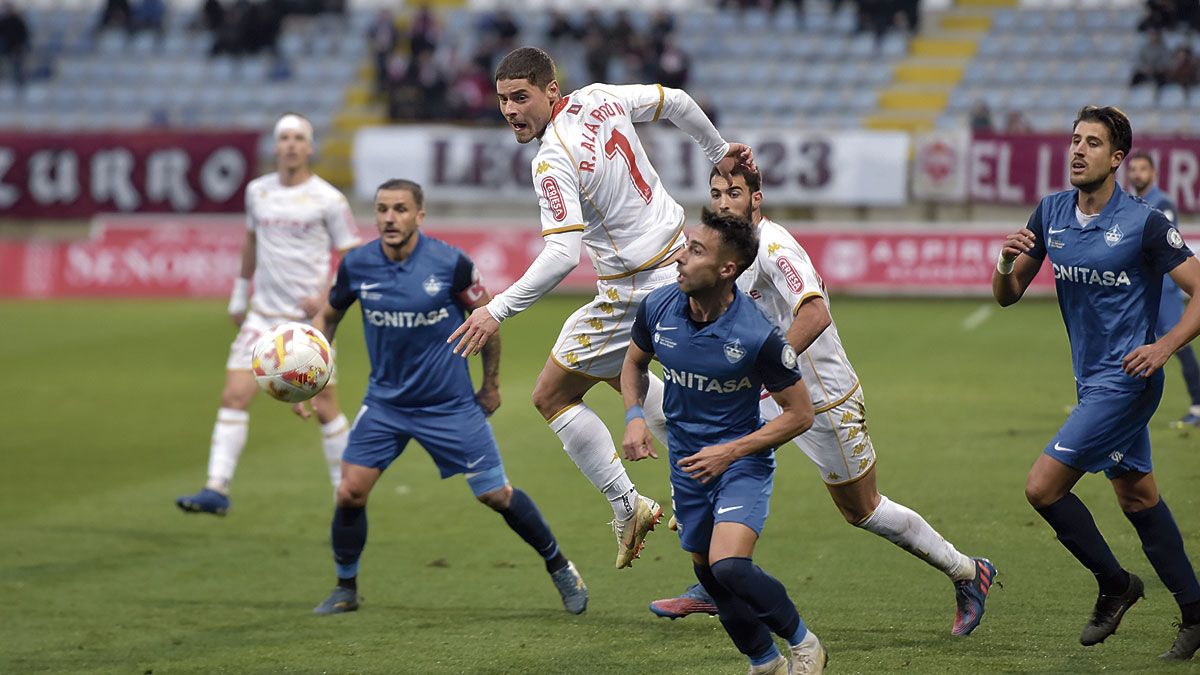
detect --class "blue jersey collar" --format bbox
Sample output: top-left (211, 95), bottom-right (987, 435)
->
top-left (678, 288), bottom-right (741, 340)
top-left (377, 232), bottom-right (425, 268)
top-left (1073, 182), bottom-right (1125, 231)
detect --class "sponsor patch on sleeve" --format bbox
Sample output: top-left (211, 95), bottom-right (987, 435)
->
top-left (1168, 227), bottom-right (1184, 249)
top-left (541, 176), bottom-right (566, 222)
top-left (775, 257), bottom-right (805, 294)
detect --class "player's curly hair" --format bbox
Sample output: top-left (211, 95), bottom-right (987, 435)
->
top-left (699, 207), bottom-right (758, 276)
top-left (708, 164), bottom-right (761, 194)
top-left (495, 47), bottom-right (557, 89)
top-left (1073, 105), bottom-right (1132, 158)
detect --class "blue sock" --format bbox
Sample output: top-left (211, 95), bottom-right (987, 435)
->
top-left (331, 505), bottom-right (367, 585)
top-left (1035, 493), bottom-right (1127, 594)
top-left (694, 563), bottom-right (776, 664)
top-left (1125, 498), bottom-right (1200, 617)
top-left (501, 488), bottom-right (567, 573)
top-left (711, 557), bottom-right (805, 645)
top-left (1176, 345), bottom-right (1200, 406)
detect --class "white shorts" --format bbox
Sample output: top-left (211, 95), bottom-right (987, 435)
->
top-left (226, 311), bottom-right (337, 385)
top-left (550, 264), bottom-right (678, 380)
top-left (760, 384), bottom-right (875, 485)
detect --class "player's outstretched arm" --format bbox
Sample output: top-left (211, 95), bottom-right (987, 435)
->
top-left (459, 286), bottom-right (502, 415)
top-left (620, 342), bottom-right (657, 461)
top-left (311, 302), bottom-right (347, 343)
top-left (227, 230), bottom-right (256, 327)
top-left (992, 227), bottom-right (1043, 306)
top-left (679, 381), bottom-right (814, 484)
top-left (1124, 257), bottom-right (1200, 378)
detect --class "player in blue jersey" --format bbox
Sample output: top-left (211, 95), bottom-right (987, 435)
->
top-left (994, 106), bottom-right (1200, 660)
top-left (621, 209), bottom-right (826, 674)
top-left (308, 179), bottom-right (588, 616)
top-left (1128, 150), bottom-right (1200, 428)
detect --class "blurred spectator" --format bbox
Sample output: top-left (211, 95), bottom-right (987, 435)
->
top-left (409, 4), bottom-right (439, 58)
top-left (648, 10), bottom-right (674, 53)
top-left (95, 0), bottom-right (133, 33)
top-left (367, 9), bottom-right (397, 94)
top-left (1168, 45), bottom-right (1198, 92)
top-left (655, 36), bottom-right (689, 89)
top-left (199, 0), bottom-right (224, 33)
top-left (1130, 29), bottom-right (1171, 86)
top-left (583, 23), bottom-right (610, 83)
top-left (0, 0), bottom-right (28, 88)
top-left (610, 11), bottom-right (637, 56)
top-left (546, 11), bottom-right (578, 42)
top-left (1004, 110), bottom-right (1033, 133)
top-left (969, 100), bottom-right (993, 132)
top-left (1138, 0), bottom-right (1180, 31)
top-left (132, 0), bottom-right (166, 36)
top-left (410, 50), bottom-right (447, 120)
top-left (448, 57), bottom-right (497, 121)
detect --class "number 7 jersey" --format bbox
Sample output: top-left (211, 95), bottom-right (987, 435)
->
top-left (532, 83), bottom-right (686, 281)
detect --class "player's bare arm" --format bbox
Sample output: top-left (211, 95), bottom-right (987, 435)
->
top-left (1124, 257), bottom-right (1200, 378)
top-left (228, 230), bottom-right (257, 327)
top-left (716, 143), bottom-right (757, 184)
top-left (992, 227), bottom-right (1044, 306)
top-left (786, 296), bottom-right (833, 354)
top-left (461, 287), bottom-right (503, 415)
top-left (311, 302), bottom-right (347, 344)
top-left (678, 380), bottom-right (814, 484)
top-left (620, 341), bottom-right (657, 462)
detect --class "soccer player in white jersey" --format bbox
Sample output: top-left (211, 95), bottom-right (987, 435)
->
top-left (176, 113), bottom-right (363, 516)
top-left (647, 166), bottom-right (997, 636)
top-left (447, 46), bottom-right (755, 568)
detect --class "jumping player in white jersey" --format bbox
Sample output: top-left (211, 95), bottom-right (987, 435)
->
top-left (447, 46), bottom-right (755, 568)
top-left (645, 166), bottom-right (997, 636)
top-left (176, 113), bottom-right (362, 516)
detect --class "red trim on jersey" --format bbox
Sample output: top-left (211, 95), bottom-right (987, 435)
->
top-left (550, 95), bottom-right (571, 122)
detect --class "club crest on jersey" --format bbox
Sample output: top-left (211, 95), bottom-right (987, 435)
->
top-left (1168, 228), bottom-right (1185, 249)
top-left (541, 176), bottom-right (566, 222)
top-left (423, 275), bottom-right (443, 296)
top-left (724, 338), bottom-right (746, 364)
top-left (1104, 223), bottom-right (1123, 247)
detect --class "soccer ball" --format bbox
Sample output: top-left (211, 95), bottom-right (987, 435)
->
top-left (251, 322), bottom-right (333, 403)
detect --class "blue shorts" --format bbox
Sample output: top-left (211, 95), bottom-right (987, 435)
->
top-left (1044, 377), bottom-right (1163, 479)
top-left (344, 396), bottom-right (507, 495)
top-left (1157, 277), bottom-right (1185, 338)
top-left (670, 450), bottom-right (775, 554)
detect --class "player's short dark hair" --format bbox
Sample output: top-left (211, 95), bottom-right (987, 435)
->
top-left (699, 207), bottom-right (758, 276)
top-left (495, 47), bottom-right (557, 89)
top-left (1072, 105), bottom-right (1132, 157)
top-left (376, 178), bottom-right (424, 208)
top-left (708, 164), bottom-right (762, 194)
top-left (1127, 150), bottom-right (1154, 168)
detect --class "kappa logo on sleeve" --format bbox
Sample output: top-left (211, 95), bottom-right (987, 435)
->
top-left (541, 176), bottom-right (567, 222)
top-left (775, 257), bottom-right (805, 293)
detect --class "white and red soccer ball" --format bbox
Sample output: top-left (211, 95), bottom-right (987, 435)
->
top-left (251, 322), bottom-right (333, 403)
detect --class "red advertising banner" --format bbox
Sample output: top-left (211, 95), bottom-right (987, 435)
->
top-left (969, 133), bottom-right (1200, 213)
top-left (0, 131), bottom-right (258, 217)
top-left (0, 219), bottom-right (1075, 299)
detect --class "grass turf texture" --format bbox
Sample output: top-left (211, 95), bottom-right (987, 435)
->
top-left (2, 296), bottom-right (1199, 674)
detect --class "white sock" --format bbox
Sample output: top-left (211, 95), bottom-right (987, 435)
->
top-left (1190, 404), bottom-right (1200, 417)
top-left (205, 407), bottom-right (249, 494)
top-left (643, 372), bottom-right (668, 446)
top-left (858, 495), bottom-right (975, 582)
top-left (320, 414), bottom-right (349, 488)
top-left (549, 403), bottom-right (638, 520)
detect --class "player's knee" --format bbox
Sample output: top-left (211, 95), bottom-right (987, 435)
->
top-left (336, 482), bottom-right (369, 507)
top-left (1024, 479), bottom-right (1058, 509)
top-left (219, 383), bottom-right (254, 409)
top-left (1114, 489), bottom-right (1157, 513)
top-left (530, 384), bottom-right (561, 420)
top-left (476, 485), bottom-right (512, 511)
top-left (709, 557), bottom-right (752, 591)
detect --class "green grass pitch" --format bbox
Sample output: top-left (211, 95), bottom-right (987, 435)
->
top-left (2, 296), bottom-right (1198, 674)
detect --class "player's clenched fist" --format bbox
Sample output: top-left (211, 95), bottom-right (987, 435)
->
top-left (1000, 228), bottom-right (1037, 263)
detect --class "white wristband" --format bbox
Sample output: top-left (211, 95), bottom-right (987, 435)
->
top-left (996, 254), bottom-right (1015, 276)
top-left (228, 277), bottom-right (251, 314)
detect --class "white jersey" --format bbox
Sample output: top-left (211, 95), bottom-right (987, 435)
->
top-left (531, 83), bottom-right (690, 280)
top-left (737, 217), bottom-right (859, 411)
top-left (245, 173), bottom-right (361, 319)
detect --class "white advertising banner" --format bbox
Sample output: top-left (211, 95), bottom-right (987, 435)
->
top-left (353, 125), bottom-right (910, 206)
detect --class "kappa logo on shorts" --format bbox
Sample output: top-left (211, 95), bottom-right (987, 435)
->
top-left (724, 339), bottom-right (746, 364)
top-left (541, 176), bottom-right (567, 222)
top-left (775, 257), bottom-right (804, 294)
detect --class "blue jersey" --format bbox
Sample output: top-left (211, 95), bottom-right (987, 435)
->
top-left (329, 235), bottom-right (481, 407)
top-left (631, 284), bottom-right (802, 455)
top-left (1024, 184), bottom-right (1192, 391)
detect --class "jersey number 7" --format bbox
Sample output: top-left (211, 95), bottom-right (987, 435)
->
top-left (604, 129), bottom-right (653, 204)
